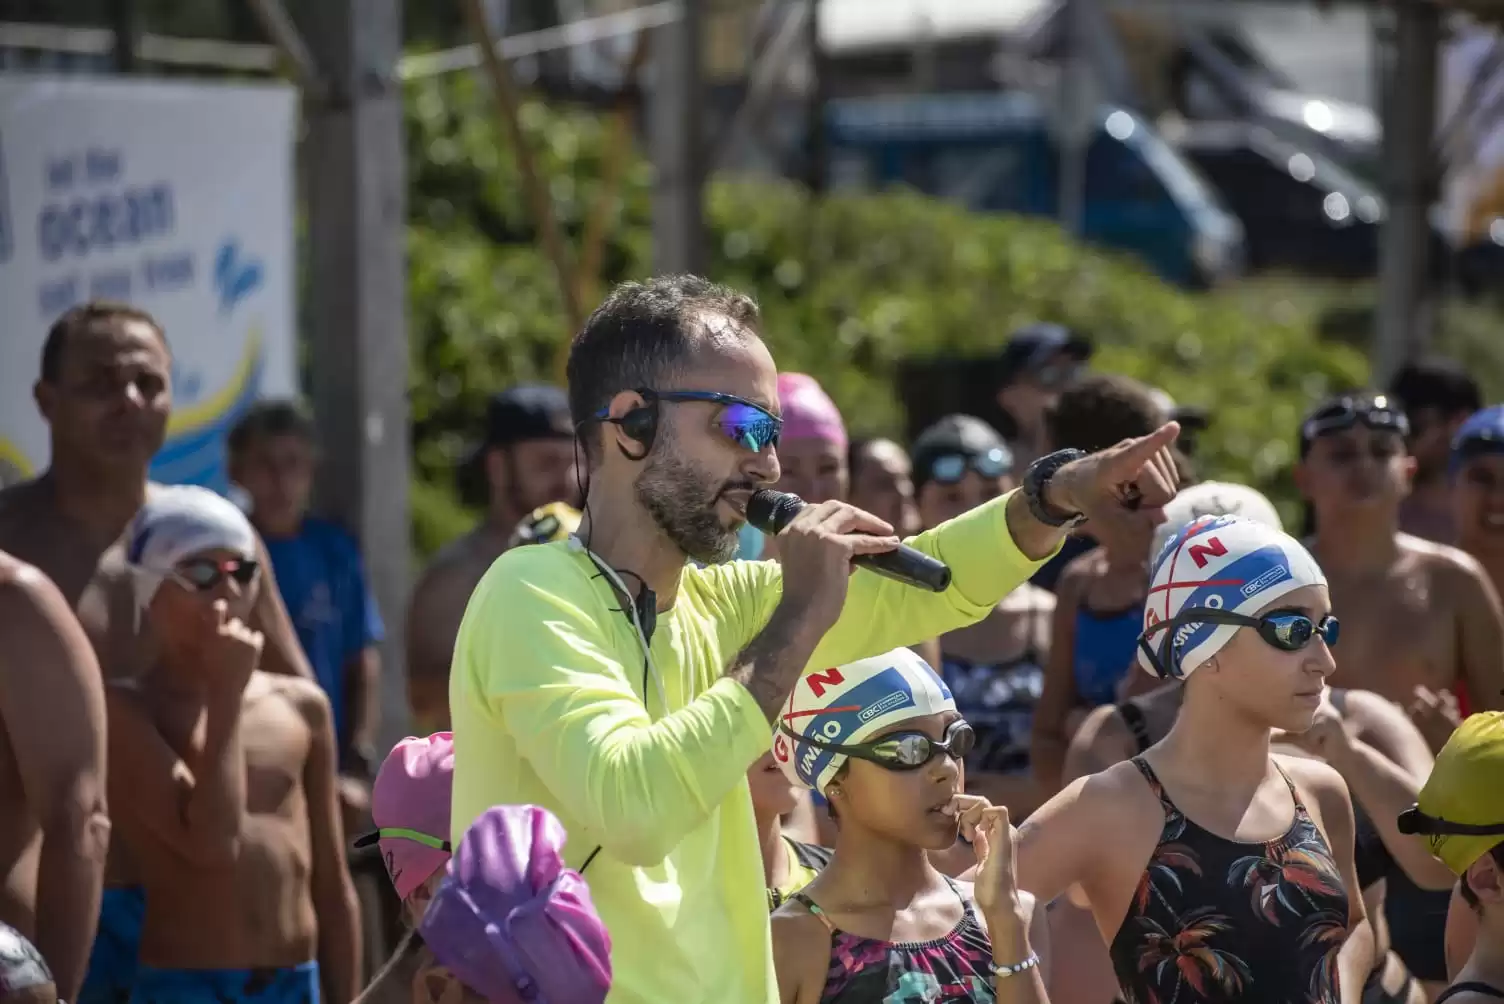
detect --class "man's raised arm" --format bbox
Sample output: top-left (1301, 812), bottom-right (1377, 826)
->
top-left (808, 424), bottom-right (1185, 670)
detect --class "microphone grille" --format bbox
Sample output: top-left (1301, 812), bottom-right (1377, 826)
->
top-left (747, 489), bottom-right (802, 534)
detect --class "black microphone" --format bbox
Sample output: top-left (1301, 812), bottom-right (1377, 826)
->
top-left (746, 489), bottom-right (953, 592)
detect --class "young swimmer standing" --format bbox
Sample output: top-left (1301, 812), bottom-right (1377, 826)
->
top-left (1401, 713), bottom-right (1504, 1004)
top-left (1015, 516), bottom-right (1375, 1004)
top-left (771, 649), bottom-right (1049, 1003)
top-left (109, 486), bottom-right (360, 1004)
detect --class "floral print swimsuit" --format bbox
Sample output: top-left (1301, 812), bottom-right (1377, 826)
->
top-left (1109, 757), bottom-right (1352, 1004)
top-left (791, 877), bottom-right (996, 1002)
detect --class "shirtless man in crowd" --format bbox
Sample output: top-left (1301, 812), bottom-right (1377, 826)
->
top-left (110, 486), bottom-right (358, 1004)
top-left (1296, 390), bottom-right (1504, 996)
top-left (0, 550), bottom-right (110, 1002)
top-left (404, 385), bottom-right (575, 732)
top-left (1294, 392), bottom-right (1504, 719)
top-left (0, 301), bottom-right (313, 1003)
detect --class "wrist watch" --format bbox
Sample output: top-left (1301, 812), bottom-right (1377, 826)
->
top-left (1022, 449), bottom-right (1088, 528)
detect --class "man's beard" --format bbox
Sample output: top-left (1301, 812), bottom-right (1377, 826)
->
top-left (634, 445), bottom-right (743, 565)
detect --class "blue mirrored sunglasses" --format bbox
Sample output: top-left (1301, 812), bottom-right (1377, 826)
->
top-left (599, 389), bottom-right (782, 452)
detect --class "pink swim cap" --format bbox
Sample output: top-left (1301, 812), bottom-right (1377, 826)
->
top-left (353, 733), bottom-right (454, 901)
top-left (777, 373), bottom-right (847, 450)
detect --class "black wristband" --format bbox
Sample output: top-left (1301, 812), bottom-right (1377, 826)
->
top-left (1022, 449), bottom-right (1087, 528)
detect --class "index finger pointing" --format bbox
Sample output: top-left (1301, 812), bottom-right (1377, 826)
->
top-left (1110, 422), bottom-right (1182, 472)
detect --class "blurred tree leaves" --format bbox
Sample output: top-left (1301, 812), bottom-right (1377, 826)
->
top-left (404, 69), bottom-right (1370, 553)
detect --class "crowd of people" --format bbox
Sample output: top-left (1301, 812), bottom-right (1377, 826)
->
top-left (0, 279), bottom-right (1501, 1004)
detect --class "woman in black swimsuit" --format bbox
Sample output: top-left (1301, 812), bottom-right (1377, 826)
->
top-left (1006, 515), bottom-right (1376, 1003)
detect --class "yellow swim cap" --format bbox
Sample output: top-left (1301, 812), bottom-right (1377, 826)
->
top-left (509, 502), bottom-right (582, 547)
top-left (1401, 712), bottom-right (1504, 876)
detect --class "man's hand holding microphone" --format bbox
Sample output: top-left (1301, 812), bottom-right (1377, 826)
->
top-left (724, 423), bottom-right (1185, 723)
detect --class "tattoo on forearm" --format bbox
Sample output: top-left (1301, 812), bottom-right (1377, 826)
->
top-left (724, 614), bottom-right (819, 724)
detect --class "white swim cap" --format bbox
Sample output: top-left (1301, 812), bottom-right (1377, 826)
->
top-left (1149, 482), bottom-right (1283, 563)
top-left (773, 648), bottom-right (955, 792)
top-left (126, 485), bottom-right (258, 611)
top-left (1139, 514), bottom-right (1325, 679)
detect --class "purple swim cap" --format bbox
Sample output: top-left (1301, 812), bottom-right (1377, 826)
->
top-left (419, 805), bottom-right (611, 1004)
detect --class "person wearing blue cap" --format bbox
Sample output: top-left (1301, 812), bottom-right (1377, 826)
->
top-left (1012, 515), bottom-right (1377, 1004)
top-left (406, 384), bottom-right (577, 735)
top-left (1451, 406), bottom-right (1504, 620)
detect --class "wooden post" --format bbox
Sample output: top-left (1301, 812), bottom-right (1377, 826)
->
top-left (650, 0), bottom-right (705, 275)
top-left (1374, 0), bottom-right (1440, 385)
top-left (298, 0), bottom-right (412, 752)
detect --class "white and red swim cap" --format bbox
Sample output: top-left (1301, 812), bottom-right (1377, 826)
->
top-left (1140, 514), bottom-right (1325, 679)
top-left (773, 648), bottom-right (955, 793)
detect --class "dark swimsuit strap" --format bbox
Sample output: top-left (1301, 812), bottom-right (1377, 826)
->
top-left (790, 876), bottom-right (972, 937)
top-left (1436, 983), bottom-right (1504, 1004)
top-left (1132, 756), bottom-right (1308, 818)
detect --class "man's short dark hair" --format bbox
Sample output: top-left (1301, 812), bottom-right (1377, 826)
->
top-left (40, 301), bottom-right (166, 383)
top-left (1388, 358), bottom-right (1482, 419)
top-left (227, 399), bottom-right (316, 457)
top-left (1046, 373), bottom-right (1165, 454)
top-left (565, 275), bottom-right (760, 460)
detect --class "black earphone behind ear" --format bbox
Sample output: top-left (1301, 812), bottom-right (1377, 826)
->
top-left (618, 403), bottom-right (658, 452)
top-left (596, 390), bottom-right (660, 461)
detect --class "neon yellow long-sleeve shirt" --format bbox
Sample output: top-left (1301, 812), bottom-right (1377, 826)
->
top-left (449, 491), bottom-right (1054, 1004)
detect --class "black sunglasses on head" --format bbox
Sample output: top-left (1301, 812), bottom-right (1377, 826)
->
top-left (779, 719), bottom-right (975, 771)
top-left (1300, 394), bottom-right (1410, 446)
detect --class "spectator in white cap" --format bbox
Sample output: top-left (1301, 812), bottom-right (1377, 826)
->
top-left (110, 484), bottom-right (360, 1004)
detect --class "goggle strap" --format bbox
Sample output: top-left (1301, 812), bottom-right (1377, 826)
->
top-left (377, 827), bottom-right (452, 852)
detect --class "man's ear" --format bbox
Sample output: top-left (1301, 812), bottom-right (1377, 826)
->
top-left (1466, 851), bottom-right (1504, 906)
top-left (33, 380), bottom-right (55, 424)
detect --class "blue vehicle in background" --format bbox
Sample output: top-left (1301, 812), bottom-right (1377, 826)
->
top-left (824, 91), bottom-right (1245, 288)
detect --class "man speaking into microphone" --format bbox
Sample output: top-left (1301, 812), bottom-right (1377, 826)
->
top-left (448, 275), bottom-right (1182, 1004)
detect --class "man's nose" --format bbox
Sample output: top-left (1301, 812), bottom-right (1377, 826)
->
top-left (747, 444), bottom-right (780, 486)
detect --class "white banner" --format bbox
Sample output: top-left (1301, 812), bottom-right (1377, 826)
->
top-left (0, 74), bottom-right (297, 494)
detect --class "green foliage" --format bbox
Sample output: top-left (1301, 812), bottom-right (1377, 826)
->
top-left (404, 71), bottom-right (1378, 552)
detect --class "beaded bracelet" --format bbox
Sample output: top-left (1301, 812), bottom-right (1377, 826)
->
top-left (988, 952), bottom-right (1041, 979)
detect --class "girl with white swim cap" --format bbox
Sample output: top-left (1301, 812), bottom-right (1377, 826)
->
top-left (1010, 515), bottom-right (1378, 1004)
top-left (770, 648), bottom-right (1048, 1003)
